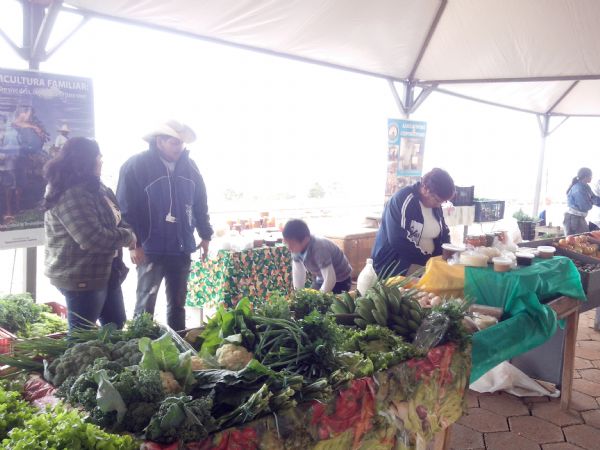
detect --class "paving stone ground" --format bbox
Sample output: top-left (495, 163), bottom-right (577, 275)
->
top-left (450, 310), bottom-right (600, 450)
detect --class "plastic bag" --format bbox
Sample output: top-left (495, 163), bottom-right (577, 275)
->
top-left (22, 376), bottom-right (56, 402)
top-left (416, 256), bottom-right (465, 298)
top-left (413, 312), bottom-right (450, 351)
top-left (471, 361), bottom-right (559, 397)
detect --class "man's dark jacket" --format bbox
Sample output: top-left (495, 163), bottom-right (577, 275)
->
top-left (116, 146), bottom-right (213, 256)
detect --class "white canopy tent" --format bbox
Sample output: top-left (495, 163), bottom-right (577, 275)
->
top-left (2, 0), bottom-right (600, 294)
top-left (5, 0), bottom-right (600, 186)
top-left (53, 0), bottom-right (600, 114)
top-left (53, 0), bottom-right (600, 216)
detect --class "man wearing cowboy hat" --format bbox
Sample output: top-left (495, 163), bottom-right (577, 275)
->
top-left (116, 120), bottom-right (213, 331)
top-left (54, 124), bottom-right (70, 149)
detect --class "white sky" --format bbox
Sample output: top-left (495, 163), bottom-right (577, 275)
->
top-left (0, 0), bottom-right (599, 300)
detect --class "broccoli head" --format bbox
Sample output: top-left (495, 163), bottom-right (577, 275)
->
top-left (67, 371), bottom-right (99, 410)
top-left (87, 406), bottom-right (119, 430)
top-left (122, 401), bottom-right (161, 434)
top-left (91, 357), bottom-right (123, 375)
top-left (46, 340), bottom-right (112, 386)
top-left (110, 366), bottom-right (164, 405)
top-left (145, 395), bottom-right (217, 444)
top-left (110, 339), bottom-right (143, 367)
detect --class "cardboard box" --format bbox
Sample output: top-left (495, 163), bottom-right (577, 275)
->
top-left (325, 228), bottom-right (378, 280)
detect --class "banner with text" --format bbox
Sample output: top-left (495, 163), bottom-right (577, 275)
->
top-left (0, 68), bottom-right (94, 249)
top-left (385, 119), bottom-right (427, 201)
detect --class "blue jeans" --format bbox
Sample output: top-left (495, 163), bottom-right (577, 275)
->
top-left (134, 254), bottom-right (191, 331)
top-left (61, 282), bottom-right (126, 332)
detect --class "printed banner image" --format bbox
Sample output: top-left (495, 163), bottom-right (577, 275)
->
top-left (385, 119), bottom-right (427, 200)
top-left (0, 68), bottom-right (94, 249)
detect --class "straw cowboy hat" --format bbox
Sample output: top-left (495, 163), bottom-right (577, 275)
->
top-left (57, 124), bottom-right (70, 133)
top-left (142, 120), bottom-right (196, 144)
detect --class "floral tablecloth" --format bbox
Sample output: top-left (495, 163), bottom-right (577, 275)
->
top-left (144, 343), bottom-right (470, 450)
top-left (187, 245), bottom-right (294, 309)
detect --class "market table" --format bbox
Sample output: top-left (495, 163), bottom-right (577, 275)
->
top-left (150, 342), bottom-right (470, 450)
top-left (186, 245), bottom-right (294, 309)
top-left (416, 256), bottom-right (586, 409)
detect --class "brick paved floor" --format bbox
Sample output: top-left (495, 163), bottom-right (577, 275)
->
top-left (450, 310), bottom-right (600, 450)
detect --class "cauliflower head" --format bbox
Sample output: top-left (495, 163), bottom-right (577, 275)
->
top-left (215, 344), bottom-right (253, 371)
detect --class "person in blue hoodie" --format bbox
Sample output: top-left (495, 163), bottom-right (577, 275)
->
top-left (372, 168), bottom-right (455, 277)
top-left (116, 120), bottom-right (213, 331)
top-left (563, 167), bottom-right (600, 235)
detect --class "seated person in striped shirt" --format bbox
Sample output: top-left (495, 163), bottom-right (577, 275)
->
top-left (283, 219), bottom-right (353, 294)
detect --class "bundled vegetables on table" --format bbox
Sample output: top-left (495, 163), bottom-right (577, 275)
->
top-left (343, 281), bottom-right (426, 342)
top-left (0, 279), bottom-right (472, 447)
top-left (0, 382), bottom-right (139, 449)
top-left (0, 294), bottom-right (67, 338)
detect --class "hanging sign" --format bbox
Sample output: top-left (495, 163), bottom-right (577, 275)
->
top-left (0, 67), bottom-right (94, 249)
top-left (385, 119), bottom-right (427, 201)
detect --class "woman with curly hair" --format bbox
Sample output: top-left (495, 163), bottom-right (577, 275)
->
top-left (43, 137), bottom-right (136, 331)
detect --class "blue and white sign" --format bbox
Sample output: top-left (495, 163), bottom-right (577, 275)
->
top-left (0, 68), bottom-right (94, 249)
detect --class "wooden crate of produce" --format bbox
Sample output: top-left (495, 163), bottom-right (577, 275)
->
top-left (324, 228), bottom-right (378, 280)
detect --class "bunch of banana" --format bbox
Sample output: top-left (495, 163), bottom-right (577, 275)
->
top-left (353, 282), bottom-right (425, 341)
top-left (330, 292), bottom-right (356, 314)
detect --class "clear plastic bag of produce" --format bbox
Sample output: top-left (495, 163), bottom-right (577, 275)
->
top-left (412, 312), bottom-right (450, 352)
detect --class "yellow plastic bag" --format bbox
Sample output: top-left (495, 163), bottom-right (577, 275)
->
top-left (416, 256), bottom-right (465, 298)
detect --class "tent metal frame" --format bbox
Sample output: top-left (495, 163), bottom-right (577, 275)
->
top-left (2, 0), bottom-right (600, 296)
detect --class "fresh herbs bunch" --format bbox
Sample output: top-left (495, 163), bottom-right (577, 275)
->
top-left (2, 403), bottom-right (139, 450)
top-left (0, 294), bottom-right (66, 338)
top-left (289, 288), bottom-right (336, 319)
top-left (0, 383), bottom-right (35, 441)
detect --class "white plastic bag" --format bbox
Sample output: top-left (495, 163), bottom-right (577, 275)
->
top-left (470, 361), bottom-right (560, 397)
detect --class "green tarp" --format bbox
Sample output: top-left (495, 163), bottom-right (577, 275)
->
top-left (467, 256), bottom-right (586, 382)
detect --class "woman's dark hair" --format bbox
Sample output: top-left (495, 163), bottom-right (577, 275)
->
top-left (42, 137), bottom-right (101, 210)
top-left (282, 219), bottom-right (311, 241)
top-left (421, 168), bottom-right (455, 201)
top-left (567, 167), bottom-right (592, 194)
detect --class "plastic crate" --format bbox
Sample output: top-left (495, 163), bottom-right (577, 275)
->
top-left (474, 200), bottom-right (505, 222)
top-left (452, 186), bottom-right (475, 206)
top-left (0, 327), bottom-right (16, 355)
top-left (44, 301), bottom-right (67, 319)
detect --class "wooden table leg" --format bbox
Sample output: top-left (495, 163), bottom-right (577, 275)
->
top-left (561, 310), bottom-right (579, 411)
top-left (431, 427), bottom-right (452, 450)
top-left (442, 426), bottom-right (452, 450)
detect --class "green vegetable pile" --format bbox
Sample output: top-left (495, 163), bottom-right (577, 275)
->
top-left (0, 382), bottom-right (34, 441)
top-left (0, 383), bottom-right (138, 449)
top-left (0, 293), bottom-right (67, 338)
top-left (0, 282), bottom-right (470, 447)
top-left (341, 324), bottom-right (418, 371)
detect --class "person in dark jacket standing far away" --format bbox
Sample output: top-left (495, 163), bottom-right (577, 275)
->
top-left (117, 120), bottom-right (213, 331)
top-left (372, 168), bottom-right (455, 277)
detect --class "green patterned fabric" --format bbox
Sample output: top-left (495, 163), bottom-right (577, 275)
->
top-left (187, 245), bottom-right (295, 308)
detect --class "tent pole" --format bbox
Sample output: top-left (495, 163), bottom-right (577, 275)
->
top-left (533, 114), bottom-right (550, 218)
top-left (388, 79), bottom-right (409, 118)
top-left (20, 0), bottom-right (48, 299)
